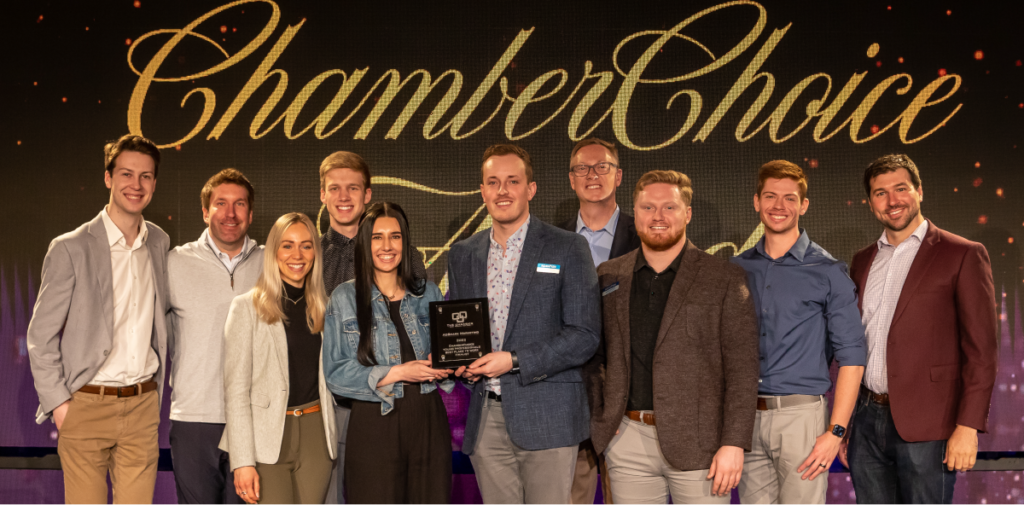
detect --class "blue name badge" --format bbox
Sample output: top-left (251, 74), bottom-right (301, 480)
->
top-left (537, 263), bottom-right (561, 274)
top-left (602, 282), bottom-right (620, 296)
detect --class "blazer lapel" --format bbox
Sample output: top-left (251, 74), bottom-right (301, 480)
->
top-left (145, 224), bottom-right (165, 314)
top-left (271, 320), bottom-right (289, 381)
top-left (470, 235), bottom-right (489, 299)
top-left (889, 221), bottom-right (941, 329)
top-left (613, 250), bottom-right (637, 365)
top-left (853, 247), bottom-right (879, 313)
top-left (609, 214), bottom-right (634, 259)
top-left (504, 223), bottom-right (544, 341)
top-left (655, 241), bottom-right (702, 352)
top-left (88, 213), bottom-right (115, 338)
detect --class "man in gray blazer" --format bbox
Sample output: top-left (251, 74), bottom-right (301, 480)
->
top-left (450, 144), bottom-right (601, 504)
top-left (27, 134), bottom-right (170, 504)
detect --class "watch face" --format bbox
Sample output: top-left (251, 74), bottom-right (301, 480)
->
top-left (832, 425), bottom-right (846, 437)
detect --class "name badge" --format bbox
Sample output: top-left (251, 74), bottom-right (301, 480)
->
top-left (537, 263), bottom-right (561, 274)
top-left (602, 282), bottom-right (620, 296)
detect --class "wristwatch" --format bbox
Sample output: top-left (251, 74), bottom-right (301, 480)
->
top-left (829, 424), bottom-right (846, 438)
top-left (510, 351), bottom-right (520, 374)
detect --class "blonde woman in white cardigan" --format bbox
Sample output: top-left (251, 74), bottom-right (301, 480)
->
top-left (221, 212), bottom-right (337, 504)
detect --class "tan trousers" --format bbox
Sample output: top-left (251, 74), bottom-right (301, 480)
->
top-left (738, 395), bottom-right (828, 504)
top-left (469, 398), bottom-right (579, 504)
top-left (58, 389), bottom-right (160, 504)
top-left (604, 417), bottom-right (728, 504)
top-left (571, 439), bottom-right (611, 504)
top-left (255, 400), bottom-right (333, 504)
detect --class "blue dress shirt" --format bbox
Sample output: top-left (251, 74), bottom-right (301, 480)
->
top-left (576, 206), bottom-right (620, 267)
top-left (730, 230), bottom-right (866, 395)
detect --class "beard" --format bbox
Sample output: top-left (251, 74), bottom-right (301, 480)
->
top-left (881, 205), bottom-right (920, 232)
top-left (638, 225), bottom-right (686, 251)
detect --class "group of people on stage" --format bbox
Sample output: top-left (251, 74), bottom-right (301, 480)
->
top-left (27, 133), bottom-right (997, 505)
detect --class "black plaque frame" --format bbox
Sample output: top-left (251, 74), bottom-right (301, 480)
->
top-left (429, 298), bottom-right (491, 369)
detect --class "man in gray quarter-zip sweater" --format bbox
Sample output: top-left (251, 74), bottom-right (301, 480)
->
top-left (167, 169), bottom-right (264, 504)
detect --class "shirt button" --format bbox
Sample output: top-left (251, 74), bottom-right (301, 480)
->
top-left (766, 285), bottom-right (771, 289)
top-left (758, 379), bottom-right (763, 383)
top-left (762, 309), bottom-right (767, 313)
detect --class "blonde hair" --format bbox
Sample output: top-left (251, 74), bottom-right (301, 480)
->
top-left (633, 170), bottom-right (693, 206)
top-left (252, 213), bottom-right (327, 333)
top-left (319, 151), bottom-right (371, 191)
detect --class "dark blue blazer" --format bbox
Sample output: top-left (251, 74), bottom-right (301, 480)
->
top-left (448, 217), bottom-right (601, 453)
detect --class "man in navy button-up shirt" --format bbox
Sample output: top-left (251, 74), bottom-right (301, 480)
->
top-left (731, 161), bottom-right (865, 504)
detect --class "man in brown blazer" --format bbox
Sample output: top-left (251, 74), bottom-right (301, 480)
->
top-left (585, 170), bottom-right (760, 503)
top-left (839, 154), bottom-right (997, 504)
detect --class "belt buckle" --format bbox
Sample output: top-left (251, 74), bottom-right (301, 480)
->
top-left (117, 386), bottom-right (130, 398)
top-left (293, 408), bottom-right (303, 417)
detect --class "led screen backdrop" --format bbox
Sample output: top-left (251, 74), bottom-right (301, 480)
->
top-left (0, 1), bottom-right (1022, 503)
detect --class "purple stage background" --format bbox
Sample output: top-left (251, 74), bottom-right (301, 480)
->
top-left (1, 0), bottom-right (1023, 502)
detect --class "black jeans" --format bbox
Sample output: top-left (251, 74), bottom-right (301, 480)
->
top-left (169, 421), bottom-right (243, 504)
top-left (848, 390), bottom-right (957, 504)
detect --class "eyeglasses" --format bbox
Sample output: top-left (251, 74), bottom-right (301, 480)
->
top-left (570, 161), bottom-right (618, 177)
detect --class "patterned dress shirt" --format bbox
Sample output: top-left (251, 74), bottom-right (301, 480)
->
top-left (485, 216), bottom-right (530, 394)
top-left (862, 220), bottom-right (929, 394)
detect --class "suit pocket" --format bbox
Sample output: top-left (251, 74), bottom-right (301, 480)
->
top-left (930, 364), bottom-right (960, 382)
top-left (250, 392), bottom-right (270, 409)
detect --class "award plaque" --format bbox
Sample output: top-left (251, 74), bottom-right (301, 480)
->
top-left (429, 298), bottom-right (491, 369)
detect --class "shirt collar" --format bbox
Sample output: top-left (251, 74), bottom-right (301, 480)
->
top-left (325, 227), bottom-right (355, 246)
top-left (753, 229), bottom-right (811, 263)
top-left (634, 244), bottom-right (686, 273)
top-left (576, 206), bottom-right (620, 235)
top-left (877, 219), bottom-right (928, 248)
top-left (489, 214), bottom-right (531, 252)
top-left (100, 206), bottom-right (147, 248)
top-left (205, 228), bottom-right (254, 258)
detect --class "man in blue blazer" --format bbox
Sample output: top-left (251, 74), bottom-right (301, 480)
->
top-left (450, 144), bottom-right (601, 503)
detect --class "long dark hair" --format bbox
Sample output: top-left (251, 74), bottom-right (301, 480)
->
top-left (354, 202), bottom-right (426, 366)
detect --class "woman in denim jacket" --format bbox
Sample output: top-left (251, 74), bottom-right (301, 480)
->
top-left (323, 202), bottom-right (454, 503)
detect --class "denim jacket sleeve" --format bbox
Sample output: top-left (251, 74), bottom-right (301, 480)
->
top-left (322, 282), bottom-right (397, 409)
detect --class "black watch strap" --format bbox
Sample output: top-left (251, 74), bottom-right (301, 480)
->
top-left (510, 351), bottom-right (520, 374)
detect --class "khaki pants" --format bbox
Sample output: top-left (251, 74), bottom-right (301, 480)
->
top-left (604, 417), bottom-right (727, 504)
top-left (469, 398), bottom-right (578, 504)
top-left (571, 440), bottom-right (611, 504)
top-left (738, 395), bottom-right (828, 504)
top-left (58, 389), bottom-right (160, 504)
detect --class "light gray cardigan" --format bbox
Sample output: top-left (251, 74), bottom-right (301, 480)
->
top-left (219, 291), bottom-right (337, 470)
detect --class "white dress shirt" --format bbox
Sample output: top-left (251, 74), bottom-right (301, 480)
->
top-left (861, 219), bottom-right (929, 394)
top-left (91, 208), bottom-right (160, 387)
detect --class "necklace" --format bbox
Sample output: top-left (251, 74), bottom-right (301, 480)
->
top-left (283, 290), bottom-right (304, 305)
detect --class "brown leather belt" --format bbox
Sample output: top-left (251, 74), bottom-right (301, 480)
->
top-left (625, 410), bottom-right (656, 426)
top-left (862, 386), bottom-right (890, 406)
top-left (77, 380), bottom-right (157, 398)
top-left (287, 404), bottom-right (321, 417)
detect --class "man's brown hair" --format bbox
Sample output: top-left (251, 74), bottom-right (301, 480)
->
top-left (103, 134), bottom-right (161, 178)
top-left (201, 168), bottom-right (255, 211)
top-left (757, 160), bottom-right (808, 200)
top-left (863, 154), bottom-right (921, 195)
top-left (481, 144), bottom-right (534, 183)
top-left (633, 170), bottom-right (693, 206)
top-left (570, 137), bottom-right (619, 165)
top-left (319, 151), bottom-right (371, 190)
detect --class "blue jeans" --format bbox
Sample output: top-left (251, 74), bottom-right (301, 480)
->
top-left (848, 389), bottom-right (956, 504)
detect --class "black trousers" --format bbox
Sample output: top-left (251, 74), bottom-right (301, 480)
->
top-left (170, 421), bottom-right (244, 504)
top-left (346, 384), bottom-right (452, 504)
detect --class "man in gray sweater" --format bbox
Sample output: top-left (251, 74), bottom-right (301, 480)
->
top-left (167, 169), bottom-right (264, 504)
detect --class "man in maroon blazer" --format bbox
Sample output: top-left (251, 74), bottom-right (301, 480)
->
top-left (839, 154), bottom-right (997, 504)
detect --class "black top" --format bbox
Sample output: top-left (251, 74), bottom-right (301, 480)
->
top-left (627, 247), bottom-right (686, 411)
top-left (387, 299), bottom-right (416, 364)
top-left (282, 281), bottom-right (321, 407)
top-left (321, 228), bottom-right (357, 298)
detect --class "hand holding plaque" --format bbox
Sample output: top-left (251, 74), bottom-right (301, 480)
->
top-left (429, 298), bottom-right (492, 369)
